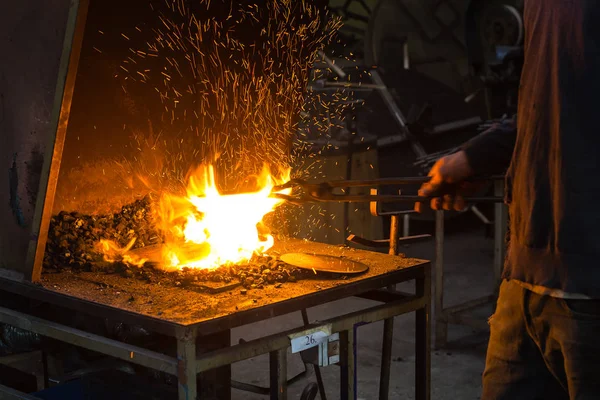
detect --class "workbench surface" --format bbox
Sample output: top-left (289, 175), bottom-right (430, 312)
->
top-left (2, 239), bottom-right (428, 336)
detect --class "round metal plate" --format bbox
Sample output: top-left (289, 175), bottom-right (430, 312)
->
top-left (280, 253), bottom-right (369, 275)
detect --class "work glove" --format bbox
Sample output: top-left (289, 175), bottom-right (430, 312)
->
top-left (415, 150), bottom-right (478, 212)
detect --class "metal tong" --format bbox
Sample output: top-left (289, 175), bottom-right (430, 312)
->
top-left (271, 175), bottom-right (505, 204)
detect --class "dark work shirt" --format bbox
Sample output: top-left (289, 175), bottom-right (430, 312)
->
top-left (463, 0), bottom-right (600, 297)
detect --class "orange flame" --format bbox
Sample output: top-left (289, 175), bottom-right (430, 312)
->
top-left (158, 164), bottom-right (291, 270)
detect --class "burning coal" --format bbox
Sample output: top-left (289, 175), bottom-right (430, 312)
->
top-left (152, 164), bottom-right (291, 270)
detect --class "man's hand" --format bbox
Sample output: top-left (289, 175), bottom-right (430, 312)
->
top-left (416, 150), bottom-right (475, 212)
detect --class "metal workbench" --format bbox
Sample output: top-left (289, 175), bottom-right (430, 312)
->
top-left (0, 238), bottom-right (430, 400)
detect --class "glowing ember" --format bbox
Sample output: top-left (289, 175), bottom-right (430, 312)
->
top-left (96, 237), bottom-right (148, 267)
top-left (158, 164), bottom-right (290, 270)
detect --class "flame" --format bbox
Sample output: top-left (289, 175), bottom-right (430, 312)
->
top-left (96, 237), bottom-right (148, 267)
top-left (158, 164), bottom-right (290, 270)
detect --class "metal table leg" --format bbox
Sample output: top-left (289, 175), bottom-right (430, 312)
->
top-left (379, 318), bottom-right (394, 400)
top-left (379, 214), bottom-right (399, 399)
top-left (434, 210), bottom-right (447, 349)
top-left (177, 330), bottom-right (197, 400)
top-left (270, 348), bottom-right (287, 400)
top-left (340, 329), bottom-right (356, 400)
top-left (416, 267), bottom-right (431, 400)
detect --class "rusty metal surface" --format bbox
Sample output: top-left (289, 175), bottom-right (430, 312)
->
top-left (279, 253), bottom-right (369, 275)
top-left (0, 239), bottom-right (427, 336)
top-left (0, 0), bottom-right (72, 277)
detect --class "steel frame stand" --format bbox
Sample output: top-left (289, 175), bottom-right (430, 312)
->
top-left (0, 267), bottom-right (430, 400)
top-left (433, 181), bottom-right (508, 349)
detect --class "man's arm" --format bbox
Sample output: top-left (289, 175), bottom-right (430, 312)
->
top-left (416, 115), bottom-right (517, 211)
top-left (461, 115), bottom-right (517, 176)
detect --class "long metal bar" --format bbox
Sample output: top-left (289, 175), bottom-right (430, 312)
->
top-left (195, 295), bottom-right (426, 373)
top-left (274, 193), bottom-right (504, 204)
top-left (0, 306), bottom-right (177, 375)
top-left (25, 0), bottom-right (90, 282)
top-left (415, 266), bottom-right (431, 400)
top-left (380, 215), bottom-right (400, 400)
top-left (339, 329), bottom-right (356, 400)
top-left (388, 215), bottom-right (399, 256)
top-left (346, 234), bottom-right (431, 249)
top-left (379, 319), bottom-right (394, 400)
top-left (276, 175), bottom-right (505, 191)
top-left (434, 211), bottom-right (447, 349)
top-left (355, 290), bottom-right (413, 304)
top-left (269, 348), bottom-right (287, 400)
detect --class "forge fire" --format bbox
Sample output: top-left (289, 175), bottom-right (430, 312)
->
top-left (45, 164), bottom-right (304, 289)
top-left (44, 0), bottom-right (341, 282)
top-left (98, 164), bottom-right (291, 271)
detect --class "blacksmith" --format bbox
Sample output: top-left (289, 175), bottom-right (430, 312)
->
top-left (418, 1), bottom-right (600, 398)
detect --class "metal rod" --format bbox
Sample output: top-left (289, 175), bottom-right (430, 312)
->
top-left (318, 50), bottom-right (346, 78)
top-left (272, 175), bottom-right (505, 193)
top-left (0, 306), bottom-right (177, 375)
top-left (273, 194), bottom-right (505, 204)
top-left (389, 215), bottom-right (399, 256)
top-left (434, 211), bottom-right (447, 349)
top-left (340, 329), bottom-right (356, 400)
top-left (403, 214), bottom-right (410, 237)
top-left (270, 348), bottom-right (287, 400)
top-left (415, 267), bottom-right (431, 400)
top-left (471, 205), bottom-right (492, 225)
top-left (379, 319), bottom-right (394, 400)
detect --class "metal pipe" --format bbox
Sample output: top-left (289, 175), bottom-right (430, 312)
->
top-left (389, 215), bottom-right (399, 256)
top-left (403, 214), bottom-right (410, 237)
top-left (415, 267), bottom-right (431, 400)
top-left (434, 211), bottom-right (447, 349)
top-left (379, 319), bottom-right (394, 400)
top-left (269, 348), bottom-right (287, 400)
top-left (318, 50), bottom-right (346, 78)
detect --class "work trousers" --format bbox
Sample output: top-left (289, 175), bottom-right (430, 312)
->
top-left (482, 279), bottom-right (600, 400)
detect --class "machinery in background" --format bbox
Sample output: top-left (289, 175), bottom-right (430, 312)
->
top-left (299, 0), bottom-right (524, 231)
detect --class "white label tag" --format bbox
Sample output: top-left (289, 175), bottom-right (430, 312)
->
top-left (289, 325), bottom-right (332, 354)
